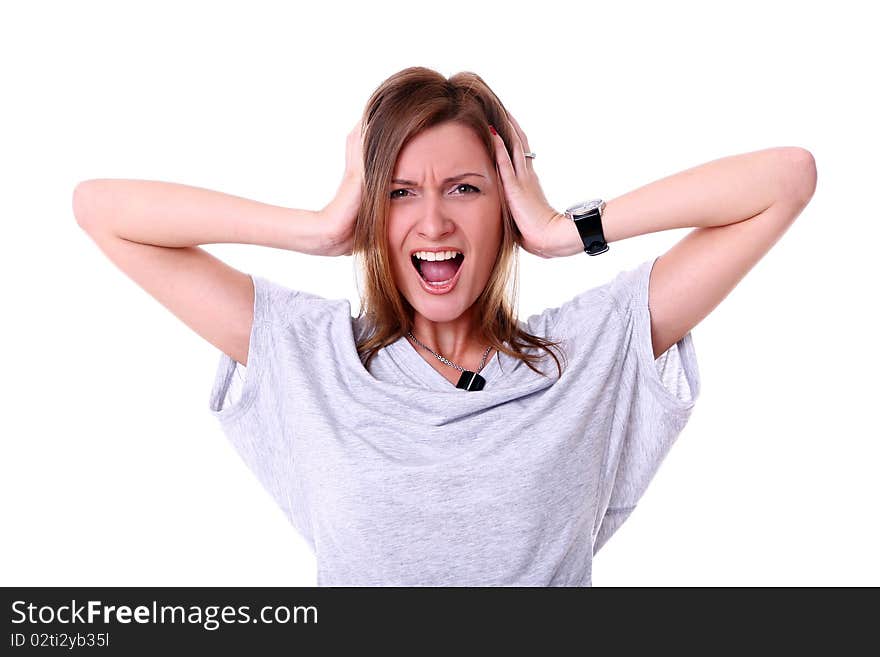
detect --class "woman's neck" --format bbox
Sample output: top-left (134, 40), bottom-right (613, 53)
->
top-left (409, 311), bottom-right (484, 366)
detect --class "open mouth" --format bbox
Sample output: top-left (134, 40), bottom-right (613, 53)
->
top-left (411, 253), bottom-right (465, 285)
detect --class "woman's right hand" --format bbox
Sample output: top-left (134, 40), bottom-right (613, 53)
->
top-left (318, 118), bottom-right (365, 257)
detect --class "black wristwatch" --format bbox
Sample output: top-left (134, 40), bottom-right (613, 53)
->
top-left (564, 199), bottom-right (608, 256)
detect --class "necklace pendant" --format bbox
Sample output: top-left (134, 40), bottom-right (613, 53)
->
top-left (456, 369), bottom-right (486, 391)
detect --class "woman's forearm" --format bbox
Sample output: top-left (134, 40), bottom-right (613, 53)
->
top-left (548, 146), bottom-right (815, 257)
top-left (72, 179), bottom-right (333, 255)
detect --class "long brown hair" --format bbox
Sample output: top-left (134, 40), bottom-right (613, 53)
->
top-left (352, 66), bottom-right (566, 379)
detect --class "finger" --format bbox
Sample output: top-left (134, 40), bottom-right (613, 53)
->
top-left (502, 114), bottom-right (527, 176)
top-left (507, 114), bottom-right (533, 171)
top-left (347, 127), bottom-right (357, 163)
top-left (347, 124), bottom-right (364, 175)
top-left (508, 113), bottom-right (530, 151)
top-left (490, 125), bottom-right (517, 188)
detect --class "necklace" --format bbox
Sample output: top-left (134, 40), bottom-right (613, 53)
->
top-left (406, 331), bottom-right (492, 391)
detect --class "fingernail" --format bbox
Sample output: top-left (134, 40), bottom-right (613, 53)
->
top-left (489, 125), bottom-right (497, 136)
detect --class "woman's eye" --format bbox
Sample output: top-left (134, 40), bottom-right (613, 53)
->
top-left (389, 184), bottom-right (480, 200)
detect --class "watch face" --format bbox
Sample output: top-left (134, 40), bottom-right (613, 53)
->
top-left (566, 199), bottom-right (603, 217)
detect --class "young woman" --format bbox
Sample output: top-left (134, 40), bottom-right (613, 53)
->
top-left (73, 66), bottom-right (816, 586)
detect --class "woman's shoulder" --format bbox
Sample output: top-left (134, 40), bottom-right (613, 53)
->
top-left (520, 285), bottom-right (614, 340)
top-left (523, 258), bottom-right (658, 338)
top-left (252, 274), bottom-right (352, 328)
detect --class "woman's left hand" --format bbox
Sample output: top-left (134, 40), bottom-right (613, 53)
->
top-left (490, 113), bottom-right (567, 259)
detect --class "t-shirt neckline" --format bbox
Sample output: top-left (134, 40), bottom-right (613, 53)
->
top-left (388, 334), bottom-right (503, 392)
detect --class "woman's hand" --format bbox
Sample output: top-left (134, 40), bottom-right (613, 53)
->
top-left (317, 118), bottom-right (365, 256)
top-left (490, 113), bottom-right (569, 259)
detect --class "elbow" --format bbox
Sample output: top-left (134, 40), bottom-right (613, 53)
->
top-left (777, 147), bottom-right (817, 204)
top-left (72, 179), bottom-right (103, 230)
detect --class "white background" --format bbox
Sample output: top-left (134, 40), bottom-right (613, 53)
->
top-left (2, 0), bottom-right (876, 587)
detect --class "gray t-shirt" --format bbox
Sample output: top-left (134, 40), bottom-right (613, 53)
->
top-left (207, 256), bottom-right (700, 586)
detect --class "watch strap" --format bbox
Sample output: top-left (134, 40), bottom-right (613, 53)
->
top-left (573, 208), bottom-right (609, 256)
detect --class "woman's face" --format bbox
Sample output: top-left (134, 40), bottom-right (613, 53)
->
top-left (387, 120), bottom-right (503, 324)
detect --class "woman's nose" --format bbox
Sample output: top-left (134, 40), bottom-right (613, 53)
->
top-left (416, 194), bottom-right (453, 235)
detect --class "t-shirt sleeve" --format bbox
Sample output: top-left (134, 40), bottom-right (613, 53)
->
top-left (206, 273), bottom-right (323, 545)
top-left (591, 256), bottom-right (702, 555)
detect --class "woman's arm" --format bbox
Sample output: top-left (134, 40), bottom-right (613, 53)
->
top-left (72, 121), bottom-right (363, 366)
top-left (556, 146), bottom-right (816, 359)
top-left (73, 179), bottom-right (339, 256)
top-left (545, 146), bottom-right (816, 256)
top-left (72, 180), bottom-right (341, 367)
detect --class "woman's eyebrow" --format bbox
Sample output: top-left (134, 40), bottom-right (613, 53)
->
top-left (391, 172), bottom-right (486, 185)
